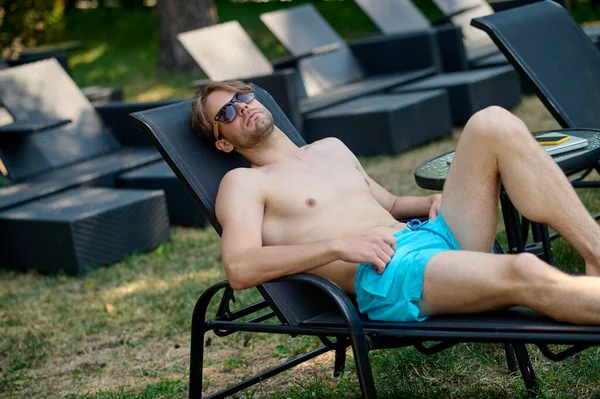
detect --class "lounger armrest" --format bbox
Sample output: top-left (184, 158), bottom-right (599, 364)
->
top-left (431, 5), bottom-right (480, 26)
top-left (434, 25), bottom-right (469, 72)
top-left (96, 100), bottom-right (182, 146)
top-left (264, 273), bottom-right (363, 326)
top-left (349, 30), bottom-right (442, 76)
top-left (0, 118), bottom-right (70, 139)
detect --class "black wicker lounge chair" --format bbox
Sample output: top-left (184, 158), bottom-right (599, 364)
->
top-left (130, 84), bottom-right (600, 399)
top-left (260, 4), bottom-right (521, 127)
top-left (178, 17), bottom-right (456, 155)
top-left (0, 59), bottom-right (174, 274)
top-left (433, 0), bottom-right (600, 68)
top-left (0, 58), bottom-right (206, 228)
top-left (352, 0), bottom-right (495, 72)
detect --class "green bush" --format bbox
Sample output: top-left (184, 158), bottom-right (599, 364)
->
top-left (0, 0), bottom-right (65, 59)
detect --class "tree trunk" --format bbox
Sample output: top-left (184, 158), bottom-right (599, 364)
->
top-left (157, 0), bottom-right (218, 70)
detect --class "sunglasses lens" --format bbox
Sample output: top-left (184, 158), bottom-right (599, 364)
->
top-left (237, 92), bottom-right (255, 104)
top-left (224, 104), bottom-right (237, 123)
top-left (215, 91), bottom-right (255, 124)
top-left (215, 106), bottom-right (228, 122)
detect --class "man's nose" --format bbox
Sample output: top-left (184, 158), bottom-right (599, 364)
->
top-left (236, 102), bottom-right (249, 115)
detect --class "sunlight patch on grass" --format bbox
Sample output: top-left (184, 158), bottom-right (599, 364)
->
top-left (104, 269), bottom-right (222, 301)
top-left (70, 43), bottom-right (108, 67)
top-left (136, 86), bottom-right (182, 102)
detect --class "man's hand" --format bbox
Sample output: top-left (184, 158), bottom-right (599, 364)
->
top-left (334, 232), bottom-right (397, 274)
top-left (429, 194), bottom-right (442, 221)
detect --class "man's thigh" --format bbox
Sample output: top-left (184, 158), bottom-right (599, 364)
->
top-left (418, 250), bottom-right (520, 317)
top-left (441, 125), bottom-right (500, 252)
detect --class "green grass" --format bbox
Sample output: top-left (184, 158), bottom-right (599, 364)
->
top-left (2, 1), bottom-right (600, 398)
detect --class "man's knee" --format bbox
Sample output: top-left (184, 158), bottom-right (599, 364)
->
top-left (509, 252), bottom-right (561, 284)
top-left (463, 106), bottom-right (528, 143)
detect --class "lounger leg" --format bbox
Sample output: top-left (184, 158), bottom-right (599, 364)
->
top-left (351, 338), bottom-right (378, 398)
top-left (333, 344), bottom-right (347, 377)
top-left (189, 281), bottom-right (230, 399)
top-left (503, 343), bottom-right (518, 374)
top-left (513, 344), bottom-right (540, 395)
top-left (189, 317), bottom-right (207, 398)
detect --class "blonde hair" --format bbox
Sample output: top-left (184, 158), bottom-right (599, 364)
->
top-left (190, 80), bottom-right (252, 146)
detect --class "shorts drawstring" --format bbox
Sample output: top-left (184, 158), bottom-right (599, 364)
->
top-left (407, 219), bottom-right (428, 231)
top-left (406, 218), bottom-right (455, 249)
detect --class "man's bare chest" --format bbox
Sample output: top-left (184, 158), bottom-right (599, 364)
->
top-left (262, 160), bottom-right (371, 215)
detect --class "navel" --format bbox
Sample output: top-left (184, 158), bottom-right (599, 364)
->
top-left (305, 198), bottom-right (317, 207)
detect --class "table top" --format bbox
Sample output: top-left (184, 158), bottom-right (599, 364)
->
top-left (415, 129), bottom-right (600, 191)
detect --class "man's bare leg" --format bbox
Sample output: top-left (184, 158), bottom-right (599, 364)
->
top-left (440, 106), bottom-right (600, 274)
top-left (418, 106), bottom-right (600, 324)
top-left (421, 250), bottom-right (600, 324)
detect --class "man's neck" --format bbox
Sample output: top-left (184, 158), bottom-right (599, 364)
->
top-left (237, 128), bottom-right (305, 167)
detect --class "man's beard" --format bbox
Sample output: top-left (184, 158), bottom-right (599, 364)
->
top-left (235, 109), bottom-right (275, 149)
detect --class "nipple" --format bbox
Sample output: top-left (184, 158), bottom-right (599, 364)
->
top-left (305, 198), bottom-right (317, 207)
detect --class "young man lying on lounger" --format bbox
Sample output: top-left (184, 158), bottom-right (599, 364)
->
top-left (191, 80), bottom-right (600, 325)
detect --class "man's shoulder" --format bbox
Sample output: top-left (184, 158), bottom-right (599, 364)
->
top-left (217, 168), bottom-right (265, 210)
top-left (309, 137), bottom-right (351, 153)
top-left (222, 167), bottom-right (263, 187)
top-left (309, 137), bottom-right (356, 159)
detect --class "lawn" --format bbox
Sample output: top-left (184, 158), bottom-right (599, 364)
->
top-left (1, 1), bottom-right (600, 398)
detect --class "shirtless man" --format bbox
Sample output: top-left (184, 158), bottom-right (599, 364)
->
top-left (191, 80), bottom-right (600, 325)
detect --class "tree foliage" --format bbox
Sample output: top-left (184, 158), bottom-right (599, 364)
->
top-left (0, 0), bottom-right (66, 58)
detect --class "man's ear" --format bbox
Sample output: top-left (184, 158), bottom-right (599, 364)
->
top-left (215, 139), bottom-right (234, 153)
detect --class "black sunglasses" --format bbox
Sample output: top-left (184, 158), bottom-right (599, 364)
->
top-left (213, 90), bottom-right (255, 140)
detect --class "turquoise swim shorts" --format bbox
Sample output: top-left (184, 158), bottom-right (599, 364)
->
top-left (354, 211), bottom-right (460, 322)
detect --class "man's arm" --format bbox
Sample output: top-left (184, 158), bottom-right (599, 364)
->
top-left (325, 138), bottom-right (441, 220)
top-left (216, 168), bottom-right (396, 290)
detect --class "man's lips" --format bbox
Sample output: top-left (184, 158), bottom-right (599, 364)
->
top-left (246, 111), bottom-right (259, 126)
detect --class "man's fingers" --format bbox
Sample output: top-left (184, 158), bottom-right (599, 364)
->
top-left (382, 235), bottom-right (397, 251)
top-left (373, 259), bottom-right (386, 274)
top-left (376, 249), bottom-right (391, 265)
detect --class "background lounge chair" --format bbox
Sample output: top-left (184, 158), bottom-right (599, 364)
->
top-left (352, 0), bottom-right (497, 72)
top-left (0, 59), bottom-right (205, 273)
top-left (432, 0), bottom-right (600, 68)
top-left (179, 17), bottom-right (455, 156)
top-left (260, 3), bottom-right (521, 126)
top-left (0, 58), bottom-right (206, 228)
top-left (130, 84), bottom-right (600, 399)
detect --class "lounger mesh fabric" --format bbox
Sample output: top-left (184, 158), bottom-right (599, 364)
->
top-left (130, 85), bottom-right (600, 398)
top-left (471, 0), bottom-right (600, 129)
top-left (177, 21), bottom-right (274, 81)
